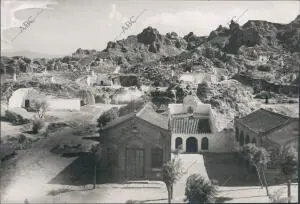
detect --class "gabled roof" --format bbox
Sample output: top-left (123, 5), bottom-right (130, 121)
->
top-left (101, 103), bottom-right (169, 131)
top-left (237, 108), bottom-right (295, 134)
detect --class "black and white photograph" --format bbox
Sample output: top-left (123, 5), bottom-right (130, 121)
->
top-left (0, 0), bottom-right (299, 203)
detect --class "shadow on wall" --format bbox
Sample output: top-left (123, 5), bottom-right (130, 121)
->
top-left (203, 153), bottom-right (259, 187)
top-left (48, 153), bottom-right (120, 186)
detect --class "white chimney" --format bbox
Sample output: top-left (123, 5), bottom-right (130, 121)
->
top-left (50, 76), bottom-right (55, 83)
top-left (13, 72), bottom-right (17, 82)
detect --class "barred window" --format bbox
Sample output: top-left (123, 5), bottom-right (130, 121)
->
top-left (151, 148), bottom-right (163, 168)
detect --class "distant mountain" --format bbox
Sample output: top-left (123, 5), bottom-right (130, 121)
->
top-left (1, 50), bottom-right (68, 59)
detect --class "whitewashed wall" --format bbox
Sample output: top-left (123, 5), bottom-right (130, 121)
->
top-left (47, 99), bottom-right (80, 111)
top-left (171, 130), bottom-right (235, 153)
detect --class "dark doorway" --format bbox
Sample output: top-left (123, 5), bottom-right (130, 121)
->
top-left (24, 100), bottom-right (30, 109)
top-left (245, 135), bottom-right (250, 144)
top-left (100, 81), bottom-right (104, 86)
top-left (239, 132), bottom-right (244, 146)
top-left (186, 137), bottom-right (198, 153)
top-left (126, 148), bottom-right (144, 180)
top-left (80, 100), bottom-right (84, 106)
top-left (201, 137), bottom-right (209, 150)
top-left (175, 137), bottom-right (183, 149)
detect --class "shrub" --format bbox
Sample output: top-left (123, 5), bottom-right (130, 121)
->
top-left (32, 118), bottom-right (45, 134)
top-left (4, 110), bottom-right (30, 125)
top-left (185, 174), bottom-right (217, 203)
top-left (97, 107), bottom-right (119, 128)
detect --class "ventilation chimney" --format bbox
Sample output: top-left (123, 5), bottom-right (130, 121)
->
top-left (13, 72), bottom-right (17, 82)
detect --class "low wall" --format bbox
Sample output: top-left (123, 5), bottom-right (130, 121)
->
top-left (47, 98), bottom-right (80, 111)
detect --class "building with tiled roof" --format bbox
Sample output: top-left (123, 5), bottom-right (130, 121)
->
top-left (234, 108), bottom-right (299, 168)
top-left (168, 94), bottom-right (234, 153)
top-left (99, 103), bottom-right (170, 181)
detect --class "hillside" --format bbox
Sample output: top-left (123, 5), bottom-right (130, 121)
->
top-left (1, 15), bottom-right (299, 130)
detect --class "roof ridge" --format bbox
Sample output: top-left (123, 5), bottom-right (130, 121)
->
top-left (136, 104), bottom-right (148, 117)
top-left (260, 108), bottom-right (290, 119)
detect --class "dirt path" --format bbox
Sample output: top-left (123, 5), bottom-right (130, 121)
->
top-left (1, 103), bottom-right (121, 203)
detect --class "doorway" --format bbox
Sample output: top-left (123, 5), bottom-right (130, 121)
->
top-left (125, 148), bottom-right (144, 180)
top-left (186, 137), bottom-right (198, 153)
top-left (24, 100), bottom-right (30, 109)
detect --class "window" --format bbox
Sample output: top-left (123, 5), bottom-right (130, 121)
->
top-left (245, 135), bottom-right (250, 144)
top-left (201, 137), bottom-right (209, 150)
top-left (235, 127), bottom-right (239, 141)
top-left (151, 148), bottom-right (163, 168)
top-left (239, 132), bottom-right (244, 146)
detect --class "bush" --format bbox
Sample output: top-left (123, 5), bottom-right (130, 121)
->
top-left (4, 110), bottom-right (29, 125)
top-left (97, 107), bottom-right (119, 128)
top-left (185, 174), bottom-right (217, 203)
top-left (32, 118), bottom-right (45, 134)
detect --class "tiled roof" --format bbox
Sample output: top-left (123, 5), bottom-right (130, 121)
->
top-left (101, 103), bottom-right (168, 131)
top-left (171, 117), bottom-right (211, 134)
top-left (237, 108), bottom-right (292, 134)
top-left (136, 103), bottom-right (169, 130)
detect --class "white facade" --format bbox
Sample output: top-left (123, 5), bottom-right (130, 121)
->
top-left (168, 95), bottom-right (234, 153)
top-left (48, 98), bottom-right (80, 111)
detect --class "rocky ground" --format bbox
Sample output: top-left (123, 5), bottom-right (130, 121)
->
top-left (1, 15), bottom-right (299, 130)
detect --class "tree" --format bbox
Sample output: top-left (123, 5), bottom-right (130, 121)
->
top-left (241, 144), bottom-right (270, 195)
top-left (90, 143), bottom-right (102, 189)
top-left (185, 174), bottom-right (217, 204)
top-left (97, 108), bottom-right (119, 127)
top-left (279, 146), bottom-right (298, 203)
top-left (162, 154), bottom-right (184, 203)
top-left (33, 100), bottom-right (49, 119)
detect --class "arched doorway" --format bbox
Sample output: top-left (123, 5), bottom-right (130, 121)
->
top-left (252, 138), bottom-right (257, 145)
top-left (175, 137), bottom-right (183, 149)
top-left (239, 132), bottom-right (244, 146)
top-left (245, 135), bottom-right (250, 144)
top-left (186, 137), bottom-right (198, 153)
top-left (235, 127), bottom-right (239, 141)
top-left (201, 137), bottom-right (209, 150)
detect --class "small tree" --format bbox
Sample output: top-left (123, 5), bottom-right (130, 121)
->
top-left (90, 144), bottom-right (102, 189)
top-left (279, 146), bottom-right (298, 203)
top-left (162, 154), bottom-right (184, 203)
top-left (241, 144), bottom-right (270, 195)
top-left (33, 100), bottom-right (49, 119)
top-left (185, 174), bottom-right (217, 204)
top-left (97, 108), bottom-right (118, 127)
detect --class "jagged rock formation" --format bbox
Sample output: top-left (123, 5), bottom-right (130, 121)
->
top-left (1, 16), bottom-right (299, 129)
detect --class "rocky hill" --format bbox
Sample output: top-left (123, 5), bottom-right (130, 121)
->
top-left (1, 15), bottom-right (299, 130)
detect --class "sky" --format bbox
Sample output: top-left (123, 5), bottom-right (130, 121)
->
top-left (1, 0), bottom-right (300, 56)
